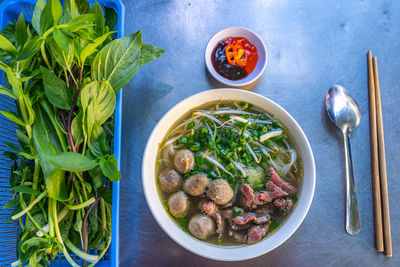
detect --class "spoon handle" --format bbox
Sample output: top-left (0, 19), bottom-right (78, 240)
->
top-left (343, 132), bottom-right (361, 235)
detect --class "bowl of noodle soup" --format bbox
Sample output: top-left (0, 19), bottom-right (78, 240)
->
top-left (142, 89), bottom-right (315, 261)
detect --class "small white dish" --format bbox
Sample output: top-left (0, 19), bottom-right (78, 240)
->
top-left (142, 89), bottom-right (316, 261)
top-left (205, 27), bottom-right (268, 87)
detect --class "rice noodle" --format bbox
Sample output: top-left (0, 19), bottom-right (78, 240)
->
top-left (194, 112), bottom-right (223, 125)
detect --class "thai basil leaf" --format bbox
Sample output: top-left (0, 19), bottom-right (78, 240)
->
top-left (84, 98), bottom-right (100, 143)
top-left (53, 28), bottom-right (69, 51)
top-left (99, 154), bottom-right (120, 181)
top-left (2, 196), bottom-right (20, 209)
top-left (140, 44), bottom-right (165, 67)
top-left (32, 0), bottom-right (46, 35)
top-left (91, 2), bottom-right (105, 36)
top-left (21, 237), bottom-right (48, 253)
top-left (0, 24), bottom-right (15, 43)
top-left (76, 0), bottom-right (90, 14)
top-left (32, 106), bottom-right (67, 201)
top-left (16, 36), bottom-right (42, 61)
top-left (39, 98), bottom-right (68, 151)
top-left (5, 67), bottom-right (22, 97)
top-left (0, 110), bottom-right (25, 126)
top-left (47, 152), bottom-right (98, 172)
top-left (80, 81), bottom-right (115, 125)
top-left (92, 31), bottom-right (142, 92)
top-left (89, 123), bottom-right (107, 157)
top-left (40, 66), bottom-right (72, 110)
top-left (15, 13), bottom-right (27, 49)
top-left (65, 14), bottom-right (97, 32)
top-left (89, 167), bottom-right (105, 190)
top-left (40, 0), bottom-right (62, 36)
top-left (80, 31), bottom-right (114, 65)
top-left (48, 39), bottom-right (74, 69)
top-left (104, 5), bottom-right (117, 31)
top-left (62, 0), bottom-right (80, 23)
top-left (10, 185), bottom-right (41, 195)
top-left (0, 84), bottom-right (16, 99)
top-left (71, 111), bottom-right (83, 146)
top-left (0, 33), bottom-right (18, 57)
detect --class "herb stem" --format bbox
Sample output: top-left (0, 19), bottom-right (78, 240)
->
top-left (66, 197), bottom-right (95, 210)
top-left (11, 190), bottom-right (47, 220)
top-left (64, 238), bottom-right (99, 263)
top-left (82, 180), bottom-right (111, 262)
top-left (40, 41), bottom-right (51, 69)
top-left (53, 199), bottom-right (80, 267)
top-left (100, 198), bottom-right (106, 230)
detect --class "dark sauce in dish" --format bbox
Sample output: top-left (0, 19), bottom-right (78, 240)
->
top-left (211, 37), bottom-right (259, 81)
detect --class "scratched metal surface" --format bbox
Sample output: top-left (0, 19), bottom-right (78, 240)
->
top-left (119, 0), bottom-right (400, 266)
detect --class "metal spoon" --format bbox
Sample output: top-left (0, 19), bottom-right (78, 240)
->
top-left (325, 85), bottom-right (361, 235)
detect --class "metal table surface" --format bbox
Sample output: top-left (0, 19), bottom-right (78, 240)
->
top-left (120, 0), bottom-right (400, 266)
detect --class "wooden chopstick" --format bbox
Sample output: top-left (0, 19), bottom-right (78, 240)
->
top-left (367, 51), bottom-right (384, 252)
top-left (372, 55), bottom-right (392, 257)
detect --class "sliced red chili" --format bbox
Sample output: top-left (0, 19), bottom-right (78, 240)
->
top-left (234, 43), bottom-right (248, 67)
top-left (225, 44), bottom-right (236, 66)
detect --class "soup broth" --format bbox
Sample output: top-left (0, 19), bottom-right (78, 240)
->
top-left (156, 101), bottom-right (303, 245)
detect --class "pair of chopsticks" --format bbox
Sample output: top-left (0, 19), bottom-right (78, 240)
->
top-left (367, 51), bottom-right (392, 257)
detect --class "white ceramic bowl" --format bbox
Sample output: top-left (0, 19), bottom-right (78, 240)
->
top-left (205, 27), bottom-right (268, 87)
top-left (142, 89), bottom-right (315, 261)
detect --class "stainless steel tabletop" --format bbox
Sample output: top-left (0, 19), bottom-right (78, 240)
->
top-left (119, 0), bottom-right (400, 266)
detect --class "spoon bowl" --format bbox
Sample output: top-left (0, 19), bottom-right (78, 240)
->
top-left (325, 84), bottom-right (361, 235)
top-left (326, 85), bottom-right (361, 134)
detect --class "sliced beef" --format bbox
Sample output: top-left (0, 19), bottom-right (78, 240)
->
top-left (269, 168), bottom-right (296, 195)
top-left (265, 181), bottom-right (288, 199)
top-left (240, 183), bottom-right (288, 210)
top-left (202, 201), bottom-right (218, 217)
top-left (202, 201), bottom-right (224, 238)
top-left (233, 213), bottom-right (270, 225)
top-left (247, 225), bottom-right (268, 244)
top-left (273, 198), bottom-right (293, 213)
top-left (241, 184), bottom-right (255, 207)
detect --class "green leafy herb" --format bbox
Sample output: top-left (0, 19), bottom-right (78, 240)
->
top-left (292, 195), bottom-right (298, 203)
top-left (0, 1), bottom-right (164, 265)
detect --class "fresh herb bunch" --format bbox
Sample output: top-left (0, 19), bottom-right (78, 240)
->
top-left (0, 0), bottom-right (164, 266)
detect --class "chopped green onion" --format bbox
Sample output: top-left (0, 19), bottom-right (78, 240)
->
top-left (271, 221), bottom-right (280, 229)
top-left (179, 218), bottom-right (188, 228)
top-left (187, 121), bottom-right (195, 130)
top-left (292, 195), bottom-right (298, 203)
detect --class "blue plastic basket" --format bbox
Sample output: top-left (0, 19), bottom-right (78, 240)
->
top-left (0, 0), bottom-right (124, 266)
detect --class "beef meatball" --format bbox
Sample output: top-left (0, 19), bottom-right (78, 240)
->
top-left (207, 179), bottom-right (234, 205)
top-left (174, 149), bottom-right (195, 174)
top-left (188, 214), bottom-right (215, 240)
top-left (168, 191), bottom-right (190, 218)
top-left (183, 173), bottom-right (209, 196)
top-left (159, 168), bottom-right (182, 193)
